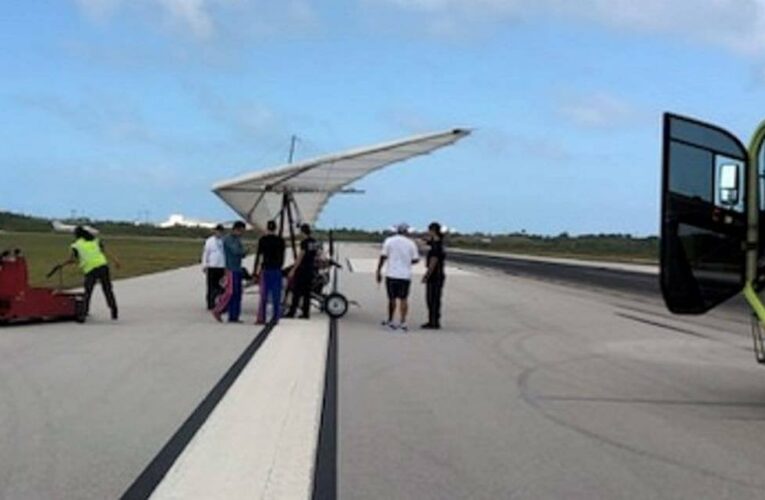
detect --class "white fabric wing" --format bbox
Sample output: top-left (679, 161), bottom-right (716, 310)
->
top-left (212, 128), bottom-right (470, 229)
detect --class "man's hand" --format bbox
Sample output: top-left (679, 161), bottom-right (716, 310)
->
top-left (376, 271), bottom-right (382, 284)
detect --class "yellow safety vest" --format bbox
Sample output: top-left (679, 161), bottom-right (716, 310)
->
top-left (71, 238), bottom-right (108, 274)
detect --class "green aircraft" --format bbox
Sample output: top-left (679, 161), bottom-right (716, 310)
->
top-left (661, 113), bottom-right (765, 363)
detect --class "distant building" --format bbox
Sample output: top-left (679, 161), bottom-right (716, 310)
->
top-left (158, 214), bottom-right (217, 229)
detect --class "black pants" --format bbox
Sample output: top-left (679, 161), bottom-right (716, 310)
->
top-left (206, 267), bottom-right (225, 310)
top-left (84, 265), bottom-right (118, 318)
top-left (426, 277), bottom-right (445, 326)
top-left (288, 272), bottom-right (312, 318)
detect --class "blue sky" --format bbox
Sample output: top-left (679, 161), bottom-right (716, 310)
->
top-left (3, 0), bottom-right (765, 235)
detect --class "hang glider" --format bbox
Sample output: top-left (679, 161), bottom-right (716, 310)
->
top-left (212, 128), bottom-right (471, 231)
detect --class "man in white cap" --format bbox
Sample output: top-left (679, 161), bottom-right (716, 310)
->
top-left (376, 223), bottom-right (420, 332)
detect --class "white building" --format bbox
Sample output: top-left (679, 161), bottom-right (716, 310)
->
top-left (158, 214), bottom-right (217, 229)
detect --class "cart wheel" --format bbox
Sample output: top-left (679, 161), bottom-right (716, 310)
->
top-left (75, 298), bottom-right (87, 323)
top-left (324, 293), bottom-right (348, 319)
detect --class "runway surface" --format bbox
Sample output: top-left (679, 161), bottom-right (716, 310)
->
top-left (0, 266), bottom-right (262, 499)
top-left (448, 249), bottom-right (659, 297)
top-left (338, 244), bottom-right (765, 500)
top-left (1, 243), bottom-right (765, 499)
top-left (447, 249), bottom-right (751, 315)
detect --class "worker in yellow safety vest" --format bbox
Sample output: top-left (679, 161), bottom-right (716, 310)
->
top-left (59, 226), bottom-right (120, 320)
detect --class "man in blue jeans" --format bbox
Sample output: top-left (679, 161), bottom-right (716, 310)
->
top-left (213, 221), bottom-right (250, 323)
top-left (254, 220), bottom-right (285, 325)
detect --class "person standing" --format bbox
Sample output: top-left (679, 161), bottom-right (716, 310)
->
top-left (213, 221), bottom-right (249, 323)
top-left (202, 224), bottom-right (226, 310)
top-left (376, 223), bottom-right (419, 332)
top-left (254, 220), bottom-right (285, 325)
top-left (286, 224), bottom-right (319, 319)
top-left (422, 222), bottom-right (446, 329)
top-left (59, 226), bottom-right (120, 320)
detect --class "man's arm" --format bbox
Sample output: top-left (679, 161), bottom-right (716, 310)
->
top-left (376, 239), bottom-right (389, 283)
top-left (59, 249), bottom-right (78, 268)
top-left (422, 255), bottom-right (438, 283)
top-left (201, 239), bottom-right (211, 272)
top-left (278, 240), bottom-right (286, 269)
top-left (376, 255), bottom-right (387, 284)
top-left (288, 250), bottom-right (305, 280)
top-left (237, 239), bottom-right (249, 257)
top-left (253, 240), bottom-right (263, 277)
top-left (410, 241), bottom-right (420, 264)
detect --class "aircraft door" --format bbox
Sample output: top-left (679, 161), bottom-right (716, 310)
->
top-left (660, 113), bottom-right (749, 313)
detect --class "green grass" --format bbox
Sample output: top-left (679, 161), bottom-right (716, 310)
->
top-left (2, 210), bottom-right (660, 266)
top-left (0, 232), bottom-right (209, 288)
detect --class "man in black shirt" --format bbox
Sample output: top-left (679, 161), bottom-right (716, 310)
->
top-left (255, 220), bottom-right (286, 325)
top-left (286, 223), bottom-right (319, 319)
top-left (422, 221), bottom-right (446, 329)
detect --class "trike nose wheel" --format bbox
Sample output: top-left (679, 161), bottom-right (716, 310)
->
top-left (324, 292), bottom-right (348, 319)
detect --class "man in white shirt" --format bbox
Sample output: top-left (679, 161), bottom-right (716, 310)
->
top-left (376, 223), bottom-right (420, 332)
top-left (202, 224), bottom-right (226, 310)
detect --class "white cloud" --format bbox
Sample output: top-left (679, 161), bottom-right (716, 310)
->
top-left (370, 0), bottom-right (765, 55)
top-left (74, 0), bottom-right (218, 38)
top-left (14, 93), bottom-right (189, 152)
top-left (556, 92), bottom-right (637, 128)
top-left (72, 0), bottom-right (319, 41)
top-left (189, 86), bottom-right (285, 141)
top-left (156, 0), bottom-right (215, 39)
top-left (75, 0), bottom-right (122, 20)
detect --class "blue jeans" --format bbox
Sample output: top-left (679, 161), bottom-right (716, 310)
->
top-left (227, 270), bottom-right (243, 322)
top-left (258, 268), bottom-right (283, 323)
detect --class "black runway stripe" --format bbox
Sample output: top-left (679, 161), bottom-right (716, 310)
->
top-left (120, 322), bottom-right (275, 500)
top-left (311, 317), bottom-right (338, 500)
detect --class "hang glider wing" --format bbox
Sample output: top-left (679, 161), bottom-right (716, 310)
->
top-left (212, 128), bottom-right (471, 229)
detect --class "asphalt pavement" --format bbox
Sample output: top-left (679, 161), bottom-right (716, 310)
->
top-left (338, 244), bottom-right (765, 500)
top-left (0, 266), bottom-right (261, 500)
top-left (3, 244), bottom-right (765, 500)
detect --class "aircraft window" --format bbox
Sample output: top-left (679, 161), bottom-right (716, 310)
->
top-left (670, 119), bottom-right (746, 158)
top-left (661, 114), bottom-right (748, 313)
top-left (668, 142), bottom-right (713, 202)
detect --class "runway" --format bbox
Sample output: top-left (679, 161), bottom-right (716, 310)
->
top-left (0, 265), bottom-right (281, 500)
top-left (337, 244), bottom-right (765, 500)
top-left (1, 244), bottom-right (765, 499)
top-left (446, 249), bottom-right (751, 315)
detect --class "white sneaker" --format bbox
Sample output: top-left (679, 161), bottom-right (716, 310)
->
top-left (399, 323), bottom-right (409, 333)
top-left (382, 320), bottom-right (397, 330)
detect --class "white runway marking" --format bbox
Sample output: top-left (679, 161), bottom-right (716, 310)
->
top-left (150, 319), bottom-right (328, 500)
top-left (347, 258), bottom-right (475, 277)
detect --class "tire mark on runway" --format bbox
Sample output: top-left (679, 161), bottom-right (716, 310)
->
top-left (614, 311), bottom-right (752, 353)
top-left (614, 313), bottom-right (710, 339)
top-left (537, 395), bottom-right (765, 408)
top-left (517, 362), bottom-right (765, 492)
top-left (508, 325), bottom-right (765, 490)
top-left (120, 322), bottom-right (275, 500)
